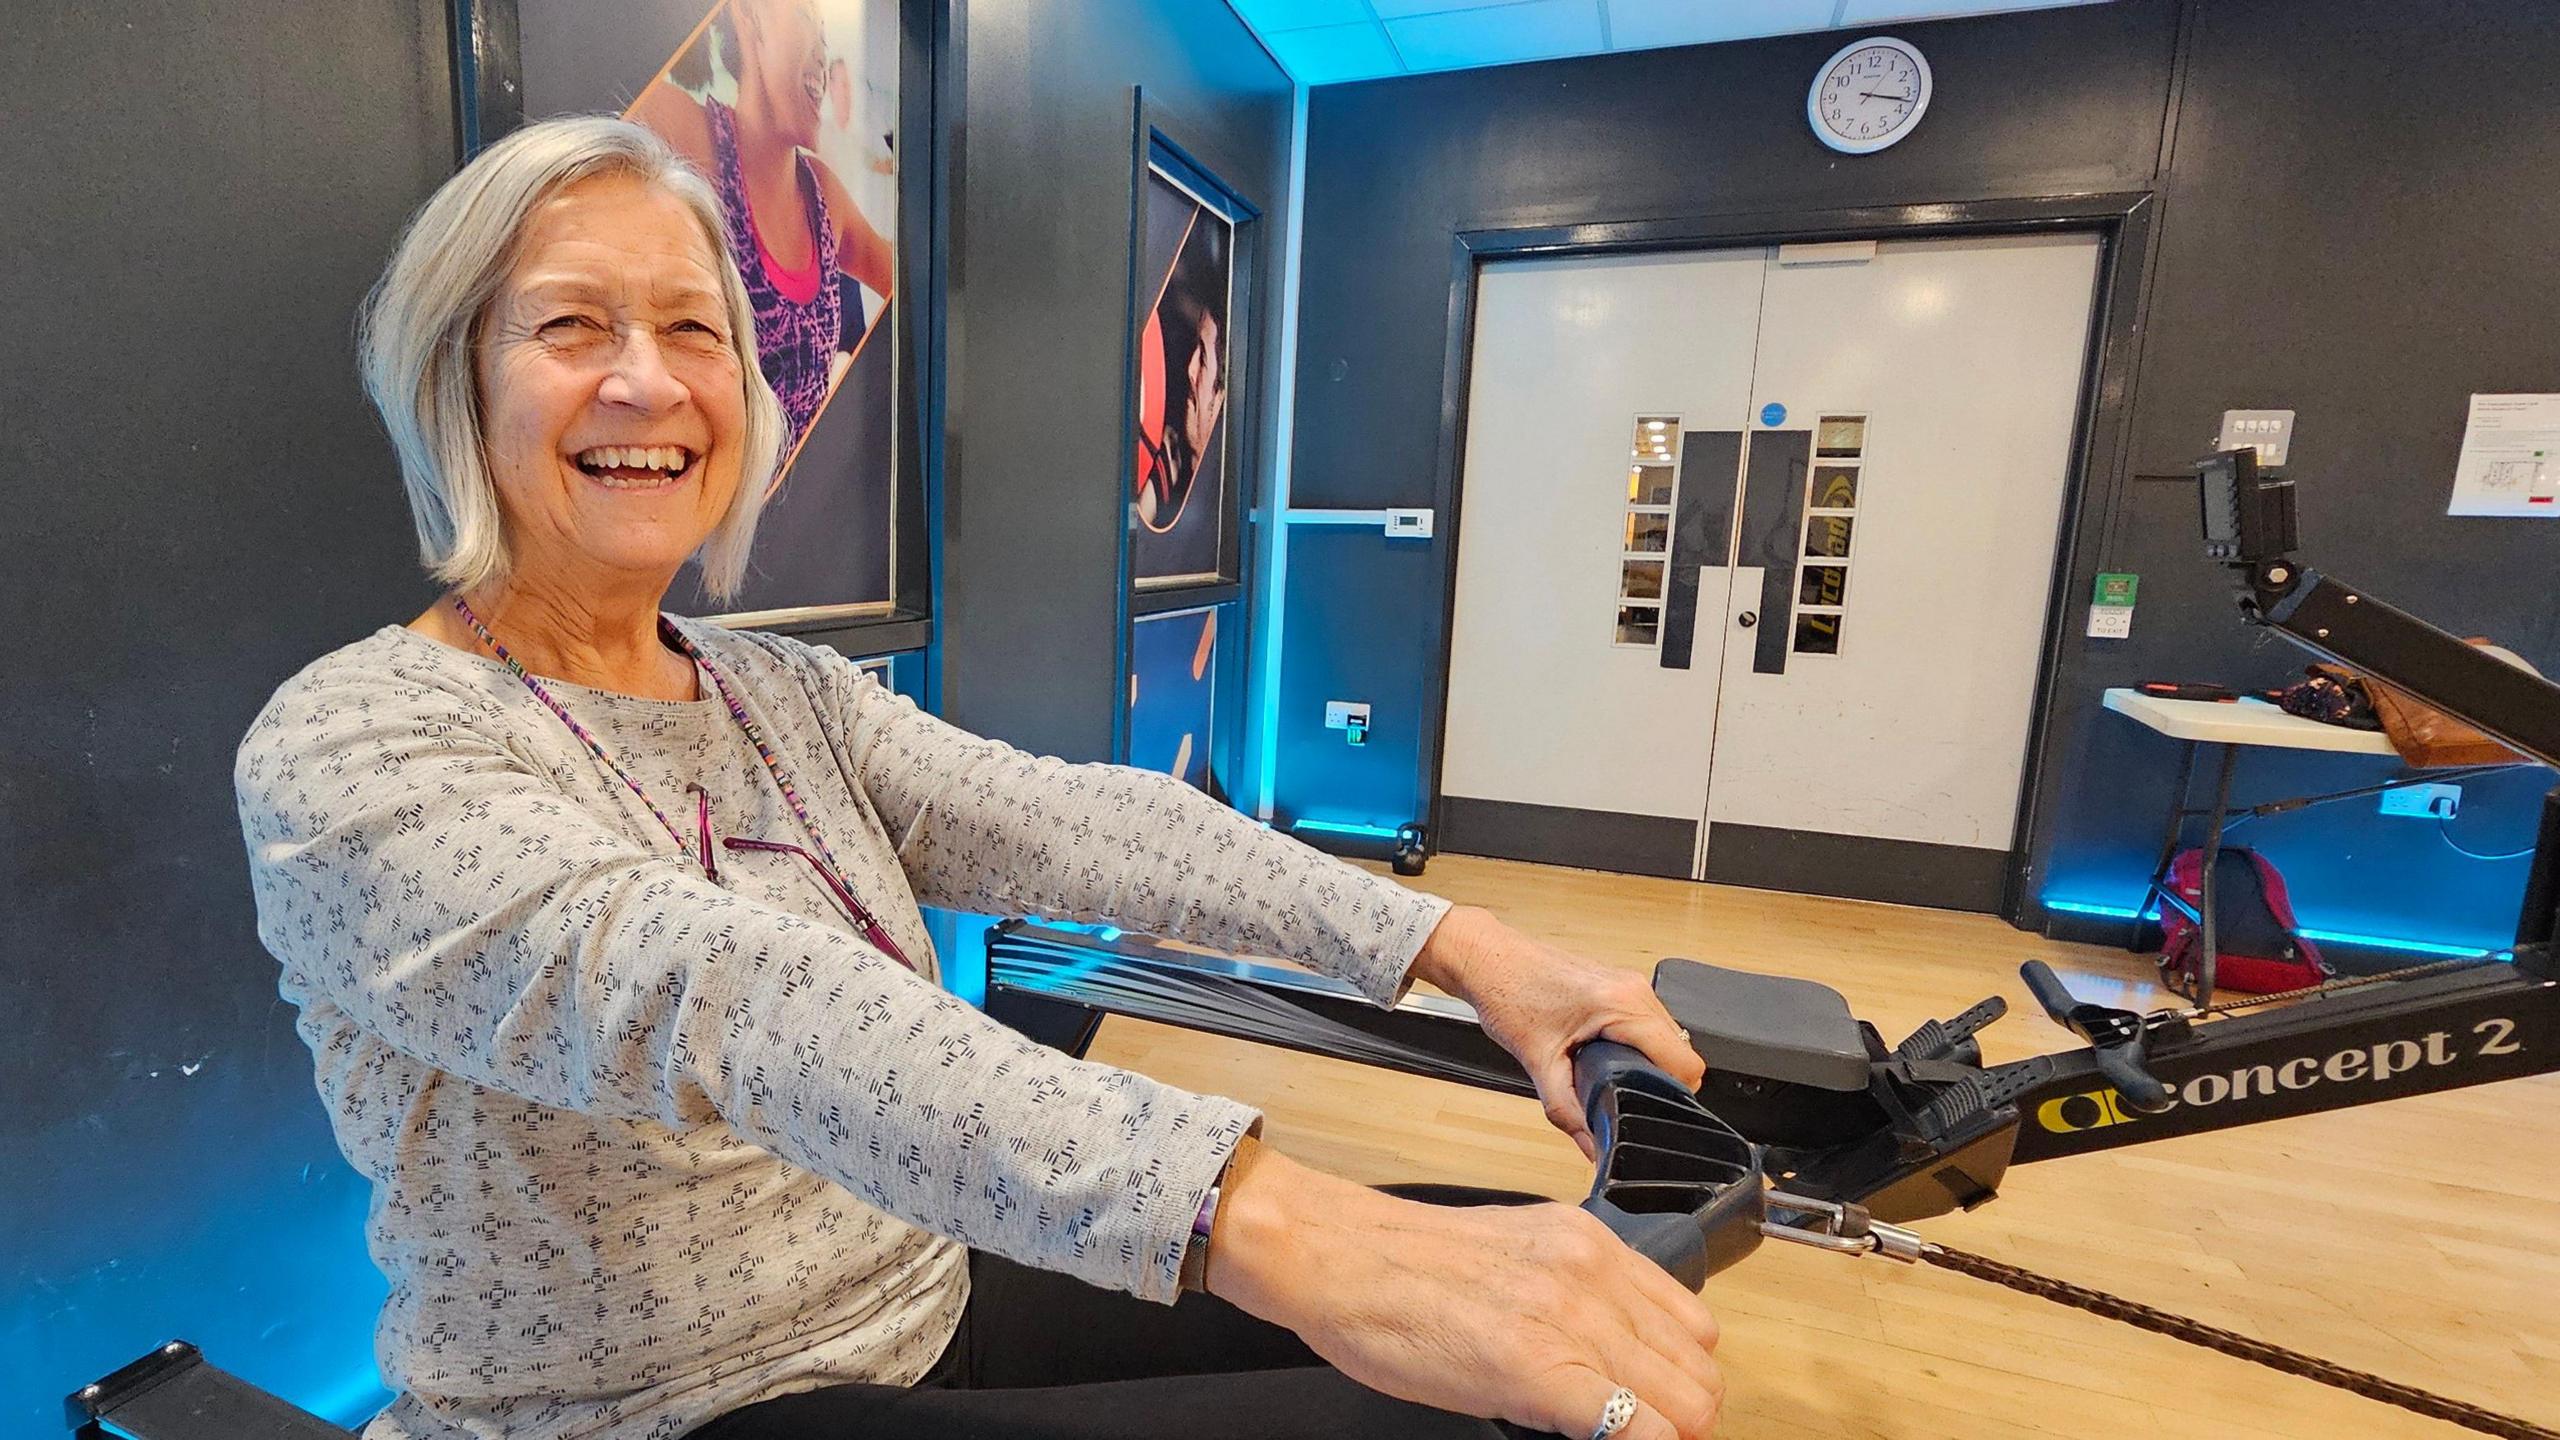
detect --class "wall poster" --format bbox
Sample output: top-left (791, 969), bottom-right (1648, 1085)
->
top-left (512, 0), bottom-right (904, 624)
top-left (2447, 393), bottom-right (2560, 517)
top-left (1129, 163), bottom-right (1236, 588)
top-left (1129, 607), bottom-right (1219, 793)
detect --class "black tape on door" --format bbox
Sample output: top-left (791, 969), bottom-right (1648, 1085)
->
top-left (1736, 430), bottom-right (1812, 675)
top-left (1659, 430), bottom-right (1743, 671)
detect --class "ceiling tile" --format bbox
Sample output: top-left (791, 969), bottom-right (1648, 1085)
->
top-left (1231, 0), bottom-right (2109, 83)
top-left (1370, 0), bottom-right (1537, 18)
top-left (1609, 0), bottom-right (1840, 49)
top-left (1838, 0), bottom-right (2106, 23)
top-left (1258, 20), bottom-right (1408, 83)
top-left (1229, 0), bottom-right (1376, 32)
top-left (1387, 0), bottom-right (1606, 71)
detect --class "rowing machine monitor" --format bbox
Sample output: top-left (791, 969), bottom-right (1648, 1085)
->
top-left (2197, 447), bottom-right (2297, 565)
top-left (2193, 446), bottom-right (2560, 949)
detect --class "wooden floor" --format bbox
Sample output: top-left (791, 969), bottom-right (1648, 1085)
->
top-left (1086, 855), bottom-right (2560, 1439)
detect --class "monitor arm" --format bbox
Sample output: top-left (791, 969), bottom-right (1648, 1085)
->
top-left (2199, 447), bottom-right (2560, 946)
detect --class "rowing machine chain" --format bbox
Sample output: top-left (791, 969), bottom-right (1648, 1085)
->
top-left (1922, 1243), bottom-right (2559, 1440)
top-left (2162, 951), bottom-right (2504, 1021)
top-left (1759, 1197), bottom-right (2559, 1439)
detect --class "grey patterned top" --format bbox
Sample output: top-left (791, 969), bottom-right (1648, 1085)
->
top-left (234, 619), bottom-right (1449, 1440)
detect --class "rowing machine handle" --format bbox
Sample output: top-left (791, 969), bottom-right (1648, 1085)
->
top-left (1574, 1041), bottom-right (1708, 1286)
top-left (2019, 961), bottom-right (2174, 1113)
top-left (1571, 1040), bottom-right (1764, 1290)
top-left (1572, 1038), bottom-right (1692, 1113)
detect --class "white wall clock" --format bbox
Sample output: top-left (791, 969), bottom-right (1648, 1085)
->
top-left (1808, 36), bottom-right (1932, 155)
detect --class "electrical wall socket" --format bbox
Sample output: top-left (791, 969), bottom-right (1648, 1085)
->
top-left (1325, 700), bottom-right (1372, 747)
top-left (2378, 783), bottom-right (2461, 820)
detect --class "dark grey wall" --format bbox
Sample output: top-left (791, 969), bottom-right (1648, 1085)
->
top-left (1275, 0), bottom-right (2173, 853)
top-left (1280, 0), bottom-right (2560, 951)
top-left (1, 0), bottom-right (454, 1424)
top-left (941, 0), bottom-right (1292, 762)
top-left (2032, 0), bottom-right (2560, 948)
top-left (2, 0), bottom-right (1295, 1424)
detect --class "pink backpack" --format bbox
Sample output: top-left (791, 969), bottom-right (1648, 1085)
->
top-left (2159, 847), bottom-right (2332, 997)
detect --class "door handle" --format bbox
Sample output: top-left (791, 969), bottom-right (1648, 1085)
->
top-left (1737, 611), bottom-right (1758, 629)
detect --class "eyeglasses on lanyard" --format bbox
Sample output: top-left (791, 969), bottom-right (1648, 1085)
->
top-left (687, 783), bottom-right (916, 974)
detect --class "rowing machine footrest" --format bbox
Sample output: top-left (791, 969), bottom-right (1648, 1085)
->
top-left (1895, 994), bottom-right (2008, 1066)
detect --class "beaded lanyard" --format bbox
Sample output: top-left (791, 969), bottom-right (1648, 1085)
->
top-left (451, 594), bottom-right (915, 972)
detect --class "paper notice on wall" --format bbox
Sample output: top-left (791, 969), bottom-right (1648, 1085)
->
top-left (2448, 393), bottom-right (2560, 517)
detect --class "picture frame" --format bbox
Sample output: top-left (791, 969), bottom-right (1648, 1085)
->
top-left (447, 0), bottom-right (938, 640)
top-left (1127, 604), bottom-right (1222, 794)
top-left (1125, 129), bottom-right (1259, 593)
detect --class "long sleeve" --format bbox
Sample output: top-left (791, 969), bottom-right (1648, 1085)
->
top-left (759, 633), bottom-right (1452, 1006)
top-left (236, 661), bottom-right (1256, 1304)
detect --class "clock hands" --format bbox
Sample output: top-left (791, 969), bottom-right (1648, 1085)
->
top-left (1859, 90), bottom-right (1916, 103)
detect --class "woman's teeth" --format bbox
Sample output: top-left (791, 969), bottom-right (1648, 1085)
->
top-left (573, 446), bottom-right (695, 487)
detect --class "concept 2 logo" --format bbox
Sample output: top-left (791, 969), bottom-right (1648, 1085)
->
top-left (2036, 1020), bottom-right (2524, 1134)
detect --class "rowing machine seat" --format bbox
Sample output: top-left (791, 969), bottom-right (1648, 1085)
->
top-left (1654, 958), bottom-right (1871, 1093)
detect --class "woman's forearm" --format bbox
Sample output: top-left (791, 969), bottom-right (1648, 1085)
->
top-left (1406, 902), bottom-right (1500, 994)
top-left (833, 654), bottom-right (1447, 1005)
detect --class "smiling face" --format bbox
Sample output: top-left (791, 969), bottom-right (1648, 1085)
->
top-left (475, 172), bottom-right (749, 599)
top-left (732, 0), bottom-right (827, 148)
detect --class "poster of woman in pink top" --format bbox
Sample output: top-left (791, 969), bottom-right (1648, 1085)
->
top-left (520, 0), bottom-right (903, 623)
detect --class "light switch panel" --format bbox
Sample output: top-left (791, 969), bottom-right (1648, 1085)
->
top-left (2217, 409), bottom-right (2295, 467)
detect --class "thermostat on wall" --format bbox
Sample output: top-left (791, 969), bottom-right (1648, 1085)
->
top-left (1383, 509), bottom-right (1433, 539)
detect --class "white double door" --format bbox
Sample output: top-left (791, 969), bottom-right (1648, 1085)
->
top-left (1439, 232), bottom-right (2102, 891)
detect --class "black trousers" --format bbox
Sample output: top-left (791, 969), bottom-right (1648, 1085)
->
top-left (689, 1185), bottom-right (1543, 1440)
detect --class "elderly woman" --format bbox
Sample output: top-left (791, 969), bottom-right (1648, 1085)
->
top-left (236, 117), bottom-right (1722, 1440)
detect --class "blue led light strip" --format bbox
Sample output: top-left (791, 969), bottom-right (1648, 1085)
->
top-left (1251, 83), bottom-right (1313, 822)
top-left (1289, 818), bottom-right (1405, 840)
top-left (2040, 897), bottom-right (2505, 959)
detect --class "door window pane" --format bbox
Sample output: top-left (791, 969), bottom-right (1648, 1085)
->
top-left (1615, 604), bottom-right (1662, 647)
top-left (1616, 418), bottom-right (1683, 648)
top-left (1795, 419), bottom-right (1867, 648)
top-left (1804, 515), bottom-right (1854, 558)
top-left (1794, 612), bottom-right (1843, 654)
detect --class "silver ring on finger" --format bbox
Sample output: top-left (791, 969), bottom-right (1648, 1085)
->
top-left (1587, 1387), bottom-right (1640, 1440)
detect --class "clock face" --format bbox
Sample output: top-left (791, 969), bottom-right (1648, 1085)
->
top-left (1809, 37), bottom-right (1932, 155)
